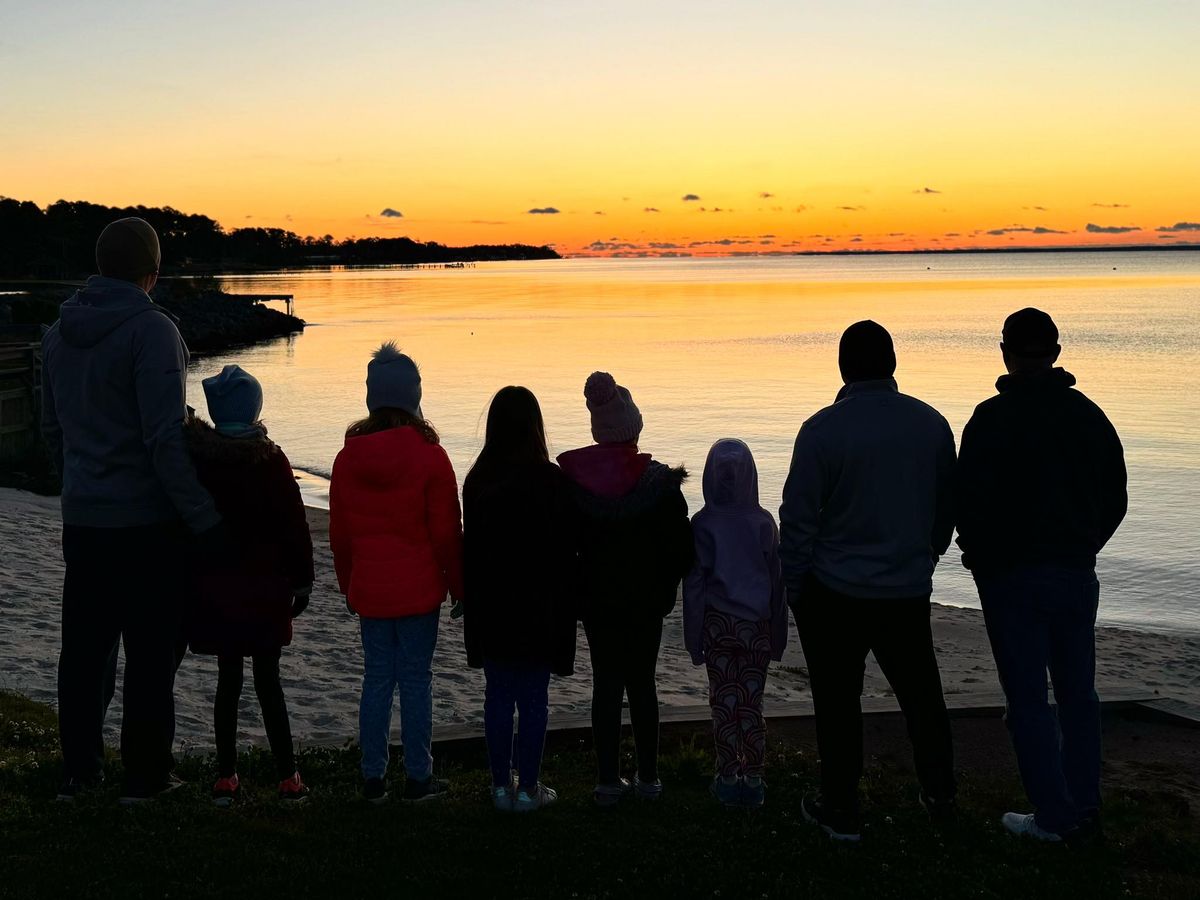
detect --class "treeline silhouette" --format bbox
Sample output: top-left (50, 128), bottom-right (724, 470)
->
top-left (0, 198), bottom-right (560, 278)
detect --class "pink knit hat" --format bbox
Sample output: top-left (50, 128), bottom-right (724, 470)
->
top-left (584, 371), bottom-right (643, 444)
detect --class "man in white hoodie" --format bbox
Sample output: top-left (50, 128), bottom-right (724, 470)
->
top-left (780, 320), bottom-right (957, 842)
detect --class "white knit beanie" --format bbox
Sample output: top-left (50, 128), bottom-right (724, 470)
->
top-left (584, 371), bottom-right (643, 444)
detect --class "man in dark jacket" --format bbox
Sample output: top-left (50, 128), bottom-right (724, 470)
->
top-left (780, 321), bottom-right (957, 842)
top-left (957, 308), bottom-right (1127, 842)
top-left (41, 218), bottom-right (220, 803)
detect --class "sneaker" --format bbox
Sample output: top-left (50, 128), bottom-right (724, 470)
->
top-left (513, 783), bottom-right (558, 813)
top-left (1001, 812), bottom-right (1064, 843)
top-left (741, 776), bottom-right (766, 810)
top-left (212, 774), bottom-right (241, 808)
top-left (278, 772), bottom-right (310, 805)
top-left (56, 774), bottom-right (104, 803)
top-left (710, 775), bottom-right (742, 808)
top-left (593, 778), bottom-right (633, 808)
top-left (363, 777), bottom-right (388, 805)
top-left (918, 789), bottom-right (958, 825)
top-left (402, 775), bottom-right (449, 802)
top-left (801, 792), bottom-right (862, 843)
top-left (634, 774), bottom-right (663, 801)
top-left (492, 780), bottom-right (517, 812)
top-left (119, 772), bottom-right (186, 807)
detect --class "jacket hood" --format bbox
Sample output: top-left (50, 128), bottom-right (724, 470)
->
top-left (184, 416), bottom-right (278, 465)
top-left (557, 443), bottom-right (652, 499)
top-left (559, 446), bottom-right (686, 522)
top-left (996, 367), bottom-right (1077, 393)
top-left (57, 275), bottom-right (169, 349)
top-left (341, 426), bottom-right (432, 489)
top-left (702, 438), bottom-right (759, 513)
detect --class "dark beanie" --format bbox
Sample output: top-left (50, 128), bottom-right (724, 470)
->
top-left (1002, 307), bottom-right (1059, 358)
top-left (95, 217), bottom-right (161, 282)
top-left (839, 320), bottom-right (897, 383)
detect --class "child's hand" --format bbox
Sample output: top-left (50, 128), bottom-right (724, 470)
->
top-left (290, 593), bottom-right (310, 618)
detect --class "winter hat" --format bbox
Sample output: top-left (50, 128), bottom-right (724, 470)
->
top-left (1002, 307), bottom-right (1059, 358)
top-left (838, 320), bottom-right (897, 383)
top-left (366, 341), bottom-right (423, 416)
top-left (584, 371), bottom-right (643, 445)
top-left (202, 365), bottom-right (263, 431)
top-left (95, 217), bottom-right (161, 282)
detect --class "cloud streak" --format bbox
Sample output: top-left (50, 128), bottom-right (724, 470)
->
top-left (986, 225), bottom-right (1068, 235)
top-left (1086, 223), bottom-right (1139, 233)
top-left (682, 193), bottom-right (701, 202)
top-left (379, 207), bottom-right (403, 218)
top-left (527, 207), bottom-right (560, 214)
top-left (1156, 221), bottom-right (1200, 231)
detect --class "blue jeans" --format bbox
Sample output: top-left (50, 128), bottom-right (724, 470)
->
top-left (358, 612), bottom-right (440, 781)
top-left (977, 565), bottom-right (1101, 834)
top-left (483, 661), bottom-right (551, 790)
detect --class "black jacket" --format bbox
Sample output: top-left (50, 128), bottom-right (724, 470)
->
top-left (462, 461), bottom-right (581, 676)
top-left (558, 448), bottom-right (694, 623)
top-left (956, 368), bottom-right (1127, 574)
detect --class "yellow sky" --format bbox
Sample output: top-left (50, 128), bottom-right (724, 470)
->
top-left (3, 1), bottom-right (1199, 255)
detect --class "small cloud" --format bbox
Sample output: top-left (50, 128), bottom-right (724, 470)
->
top-left (468, 220), bottom-right (508, 225)
top-left (594, 211), bottom-right (605, 215)
top-left (850, 237), bottom-right (863, 242)
top-left (527, 207), bottom-right (560, 214)
top-left (986, 225), bottom-right (1068, 236)
top-left (888, 232), bottom-right (906, 237)
top-left (759, 192), bottom-right (774, 199)
top-left (586, 240), bottom-right (640, 252)
top-left (648, 242), bottom-right (682, 249)
top-left (380, 208), bottom-right (404, 218)
top-left (793, 205), bottom-right (807, 213)
top-left (643, 207), bottom-right (660, 213)
top-left (759, 234), bottom-right (776, 238)
top-left (913, 187), bottom-right (941, 194)
top-left (1156, 221), bottom-right (1200, 232)
top-left (682, 193), bottom-right (701, 202)
top-left (837, 205), bottom-right (865, 211)
top-left (1086, 223), bottom-right (1139, 234)
top-left (1023, 205), bottom-right (1049, 211)
top-left (944, 232), bottom-right (960, 237)
top-left (1091, 203), bottom-right (1130, 209)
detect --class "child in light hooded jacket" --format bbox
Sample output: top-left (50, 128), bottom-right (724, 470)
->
top-left (683, 439), bottom-right (787, 809)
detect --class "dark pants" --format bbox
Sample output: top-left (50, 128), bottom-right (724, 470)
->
top-left (483, 661), bottom-right (551, 789)
top-left (585, 615), bottom-right (664, 784)
top-left (795, 575), bottom-right (956, 813)
top-left (977, 564), bottom-right (1101, 834)
top-left (215, 651), bottom-right (296, 780)
top-left (58, 523), bottom-right (186, 792)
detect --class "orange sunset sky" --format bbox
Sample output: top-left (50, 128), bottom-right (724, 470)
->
top-left (3, 1), bottom-right (1199, 256)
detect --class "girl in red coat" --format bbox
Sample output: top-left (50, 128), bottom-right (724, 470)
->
top-left (330, 343), bottom-right (464, 804)
top-left (185, 365), bottom-right (314, 806)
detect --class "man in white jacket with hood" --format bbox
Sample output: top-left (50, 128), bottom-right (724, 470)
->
top-left (780, 320), bottom-right (957, 842)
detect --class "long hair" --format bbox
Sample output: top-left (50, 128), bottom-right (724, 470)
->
top-left (465, 386), bottom-right (549, 491)
top-left (345, 407), bottom-right (439, 444)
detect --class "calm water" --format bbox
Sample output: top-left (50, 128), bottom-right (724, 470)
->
top-left (198, 253), bottom-right (1200, 634)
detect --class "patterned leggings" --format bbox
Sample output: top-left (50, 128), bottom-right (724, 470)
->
top-left (703, 609), bottom-right (771, 778)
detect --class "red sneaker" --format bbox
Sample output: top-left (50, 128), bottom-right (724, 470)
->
top-left (279, 772), bottom-right (310, 805)
top-left (212, 774), bottom-right (240, 808)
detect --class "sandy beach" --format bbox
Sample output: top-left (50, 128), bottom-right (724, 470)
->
top-left (2, 486), bottom-right (1197, 751)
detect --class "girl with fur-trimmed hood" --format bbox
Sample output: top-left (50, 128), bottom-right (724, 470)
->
top-left (556, 372), bottom-right (694, 806)
top-left (184, 365), bottom-right (314, 807)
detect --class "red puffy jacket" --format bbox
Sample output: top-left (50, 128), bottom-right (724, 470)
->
top-left (330, 425), bottom-right (465, 618)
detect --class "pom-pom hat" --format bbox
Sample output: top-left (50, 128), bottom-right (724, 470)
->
top-left (584, 371), bottom-right (643, 444)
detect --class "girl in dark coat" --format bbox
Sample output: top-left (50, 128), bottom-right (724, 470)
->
top-left (185, 365), bottom-right (314, 806)
top-left (556, 372), bottom-right (694, 806)
top-left (463, 386), bottom-right (580, 812)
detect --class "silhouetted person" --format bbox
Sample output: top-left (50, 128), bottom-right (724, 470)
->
top-left (42, 218), bottom-right (220, 803)
top-left (780, 321), bottom-right (957, 842)
top-left (957, 308), bottom-right (1127, 842)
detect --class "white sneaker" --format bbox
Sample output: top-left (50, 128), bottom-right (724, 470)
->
top-left (492, 780), bottom-right (516, 812)
top-left (514, 783), bottom-right (557, 813)
top-left (1002, 812), bottom-right (1063, 842)
top-left (634, 774), bottom-right (663, 801)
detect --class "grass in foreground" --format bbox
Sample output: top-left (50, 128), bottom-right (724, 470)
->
top-left (1, 691), bottom-right (1197, 899)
